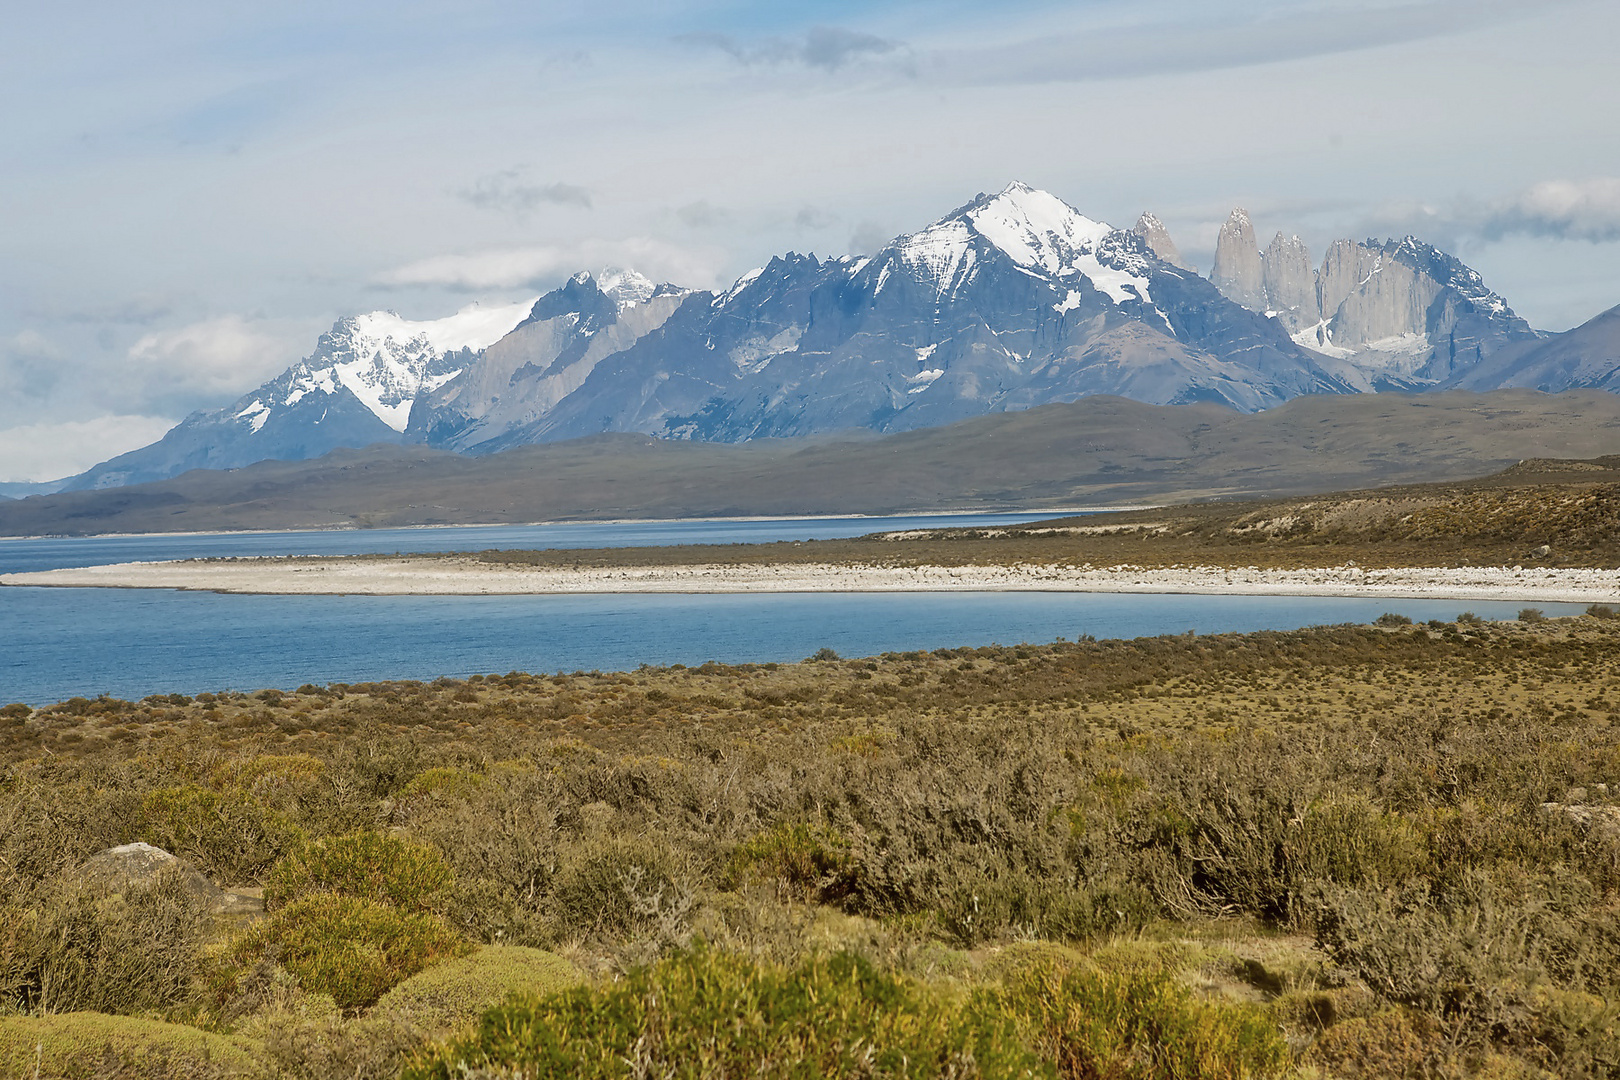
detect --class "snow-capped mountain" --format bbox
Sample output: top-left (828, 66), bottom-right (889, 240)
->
top-left (408, 269), bottom-right (691, 453)
top-left (61, 182), bottom-right (1619, 492)
top-left (457, 182), bottom-right (1352, 446)
top-left (1205, 209), bottom-right (1541, 389)
top-left (64, 298), bottom-right (535, 490)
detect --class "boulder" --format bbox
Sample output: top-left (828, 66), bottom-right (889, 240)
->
top-left (79, 842), bottom-right (261, 916)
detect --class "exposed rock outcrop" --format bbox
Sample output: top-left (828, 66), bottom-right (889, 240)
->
top-left (1134, 212), bottom-right (1194, 271)
top-left (1211, 208), bottom-right (1266, 311)
top-left (79, 842), bottom-right (263, 916)
top-left (1261, 232), bottom-right (1320, 334)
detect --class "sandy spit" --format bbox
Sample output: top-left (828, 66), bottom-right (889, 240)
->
top-left (4, 557), bottom-right (1619, 602)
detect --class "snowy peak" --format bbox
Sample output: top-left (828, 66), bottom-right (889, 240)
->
top-left (596, 267), bottom-right (657, 310)
top-left (960, 181), bottom-right (1114, 276)
top-left (271, 297), bottom-right (536, 434)
top-left (348, 298), bottom-right (536, 358)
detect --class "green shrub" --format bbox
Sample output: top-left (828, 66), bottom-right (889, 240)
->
top-left (223, 893), bottom-right (470, 1009)
top-left (728, 822), bottom-right (855, 902)
top-left (136, 785), bottom-right (302, 884)
top-left (1518, 608), bottom-right (1546, 623)
top-left (1005, 961), bottom-right (1290, 1080)
top-left (266, 830), bottom-right (454, 913)
top-left (1587, 603), bottom-right (1617, 619)
top-left (0, 1012), bottom-right (254, 1080)
top-left (0, 872), bottom-right (210, 1015)
top-left (375, 945), bottom-right (582, 1035)
top-left (404, 946), bottom-right (1046, 1080)
top-left (399, 766), bottom-right (485, 800)
top-left (1374, 612), bottom-right (1413, 627)
top-left (1456, 611), bottom-right (1486, 625)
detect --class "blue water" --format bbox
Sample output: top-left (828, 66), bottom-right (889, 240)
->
top-left (0, 513), bottom-right (1081, 575)
top-left (0, 515), bottom-right (1586, 706)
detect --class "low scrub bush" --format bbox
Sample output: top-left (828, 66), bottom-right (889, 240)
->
top-left (0, 1012), bottom-right (253, 1080)
top-left (136, 785), bottom-right (302, 884)
top-left (0, 871), bottom-right (210, 1015)
top-left (221, 892), bottom-right (470, 1010)
top-left (1374, 612), bottom-right (1413, 627)
top-left (265, 830), bottom-right (454, 913)
top-left (403, 946), bottom-right (1045, 1080)
top-left (1005, 962), bottom-right (1290, 1080)
top-left (375, 945), bottom-right (582, 1035)
top-left (1519, 607), bottom-right (1547, 623)
top-left (727, 821), bottom-right (855, 903)
top-left (548, 834), bottom-right (698, 945)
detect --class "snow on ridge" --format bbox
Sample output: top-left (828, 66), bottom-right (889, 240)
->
top-left (964, 182), bottom-right (1113, 276)
top-left (596, 267), bottom-right (657, 310)
top-left (349, 297), bottom-right (536, 356)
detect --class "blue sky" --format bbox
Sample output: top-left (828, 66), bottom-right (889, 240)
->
top-left (3, 0), bottom-right (1619, 480)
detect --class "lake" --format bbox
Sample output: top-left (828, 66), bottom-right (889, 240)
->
top-left (0, 515), bottom-right (1584, 706)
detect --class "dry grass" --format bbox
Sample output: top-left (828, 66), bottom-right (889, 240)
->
top-left (4, 614), bottom-right (1620, 1077)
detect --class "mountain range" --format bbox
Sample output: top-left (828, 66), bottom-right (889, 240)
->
top-left (46, 183), bottom-right (1620, 493)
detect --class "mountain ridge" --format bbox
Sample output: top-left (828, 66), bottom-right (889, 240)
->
top-left (9, 389), bottom-right (1620, 536)
top-left (45, 183), bottom-right (1620, 493)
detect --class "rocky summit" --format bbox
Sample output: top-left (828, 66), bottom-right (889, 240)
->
top-left (1199, 210), bottom-right (1543, 390)
top-left (50, 183), bottom-right (1620, 491)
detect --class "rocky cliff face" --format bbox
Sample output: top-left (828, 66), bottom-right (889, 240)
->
top-left (1134, 212), bottom-right (1193, 271)
top-left (1262, 233), bottom-right (1320, 334)
top-left (1211, 208), bottom-right (1266, 311)
top-left (407, 271), bottom-right (689, 454)
top-left (1200, 208), bottom-right (1540, 390)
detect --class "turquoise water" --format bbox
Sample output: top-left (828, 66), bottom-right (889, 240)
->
top-left (0, 515), bottom-right (1584, 706)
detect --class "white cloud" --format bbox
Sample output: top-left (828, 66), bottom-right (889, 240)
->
top-left (0, 414), bottom-right (176, 483)
top-left (1479, 178), bottom-right (1620, 243)
top-left (377, 237), bottom-right (722, 291)
top-left (125, 315), bottom-right (295, 399)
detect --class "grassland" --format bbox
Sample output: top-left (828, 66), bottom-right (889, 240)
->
top-left (5, 609), bottom-right (1620, 1077)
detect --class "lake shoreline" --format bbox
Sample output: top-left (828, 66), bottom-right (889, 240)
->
top-left (6, 556), bottom-right (1618, 603)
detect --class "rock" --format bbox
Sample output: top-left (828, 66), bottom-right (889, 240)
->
top-left (1211, 208), bottom-right (1266, 311)
top-left (79, 842), bottom-right (261, 916)
top-left (1541, 802), bottom-right (1620, 840)
top-left (1133, 212), bottom-right (1194, 271)
top-left (1531, 544), bottom-right (1552, 558)
top-left (1261, 232), bottom-right (1319, 334)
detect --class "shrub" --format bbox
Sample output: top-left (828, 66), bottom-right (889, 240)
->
top-left (375, 945), bottom-right (582, 1035)
top-left (809, 647), bottom-right (842, 661)
top-left (0, 871), bottom-right (211, 1015)
top-left (547, 834), bottom-right (697, 943)
top-left (1456, 611), bottom-right (1486, 625)
top-left (403, 946), bottom-right (1045, 1080)
top-left (0, 703), bottom-right (30, 719)
top-left (223, 893), bottom-right (469, 1009)
top-left (136, 785), bottom-right (302, 884)
top-left (1005, 962), bottom-right (1290, 1080)
top-left (1518, 608), bottom-right (1546, 623)
top-left (1588, 603), bottom-right (1618, 619)
top-left (0, 1012), bottom-right (254, 1080)
top-left (399, 766), bottom-right (485, 800)
top-left (727, 822), bottom-right (855, 902)
top-left (1374, 612), bottom-right (1413, 627)
top-left (1308, 1009), bottom-right (1442, 1079)
top-left (266, 830), bottom-right (454, 913)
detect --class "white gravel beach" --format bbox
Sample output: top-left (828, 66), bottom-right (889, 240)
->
top-left (4, 557), bottom-right (1618, 602)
